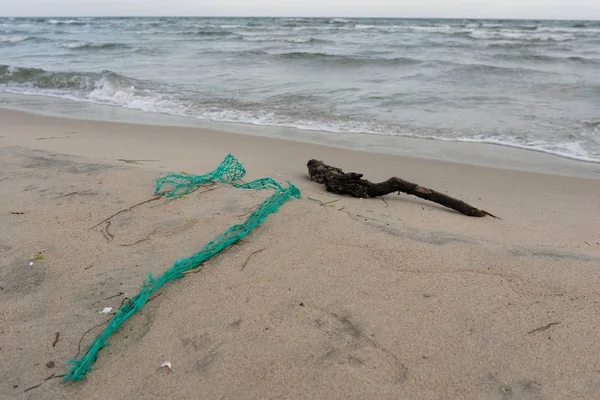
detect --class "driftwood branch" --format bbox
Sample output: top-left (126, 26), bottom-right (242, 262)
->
top-left (307, 160), bottom-right (497, 218)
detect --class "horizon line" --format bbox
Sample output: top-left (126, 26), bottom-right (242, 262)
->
top-left (1, 15), bottom-right (599, 22)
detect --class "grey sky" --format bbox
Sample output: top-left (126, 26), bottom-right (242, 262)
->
top-left (1, 0), bottom-right (599, 20)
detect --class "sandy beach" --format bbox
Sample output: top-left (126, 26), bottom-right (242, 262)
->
top-left (1, 108), bottom-right (600, 399)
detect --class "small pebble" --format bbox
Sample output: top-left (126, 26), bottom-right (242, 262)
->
top-left (46, 361), bottom-right (55, 368)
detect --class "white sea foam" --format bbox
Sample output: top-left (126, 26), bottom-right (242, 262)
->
top-left (469, 30), bottom-right (575, 41)
top-left (2, 80), bottom-right (598, 164)
top-left (329, 18), bottom-right (352, 23)
top-left (48, 19), bottom-right (83, 25)
top-left (443, 136), bottom-right (598, 163)
top-left (62, 42), bottom-right (88, 49)
top-left (0, 36), bottom-right (29, 43)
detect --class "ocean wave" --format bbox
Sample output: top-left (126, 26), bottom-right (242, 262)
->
top-left (485, 41), bottom-right (550, 49)
top-left (282, 18), bottom-right (312, 22)
top-left (48, 19), bottom-right (87, 26)
top-left (280, 18), bottom-right (313, 26)
top-left (1, 64), bottom-right (597, 164)
top-left (182, 30), bottom-right (242, 39)
top-left (61, 42), bottom-right (131, 50)
top-left (447, 62), bottom-right (545, 76)
top-left (275, 52), bottom-right (421, 66)
top-left (536, 26), bottom-right (600, 34)
top-left (287, 24), bottom-right (390, 33)
top-left (584, 120), bottom-right (600, 128)
top-left (242, 36), bottom-right (330, 44)
top-left (290, 37), bottom-right (330, 44)
top-left (185, 111), bottom-right (600, 163)
top-left (398, 24), bottom-right (590, 41)
top-left (0, 64), bottom-right (135, 92)
top-left (0, 64), bottom-right (184, 114)
top-left (0, 36), bottom-right (36, 43)
top-left (328, 18), bottom-right (353, 24)
top-left (198, 49), bottom-right (269, 58)
top-left (467, 30), bottom-right (576, 41)
top-left (515, 25), bottom-right (540, 31)
top-left (493, 53), bottom-right (600, 65)
top-left (407, 25), bottom-right (463, 34)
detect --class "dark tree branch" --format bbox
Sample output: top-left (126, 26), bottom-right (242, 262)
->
top-left (307, 159), bottom-right (497, 218)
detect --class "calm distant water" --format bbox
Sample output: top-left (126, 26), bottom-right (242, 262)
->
top-left (1, 17), bottom-right (599, 162)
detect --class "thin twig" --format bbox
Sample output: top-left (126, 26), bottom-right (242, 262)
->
top-left (89, 196), bottom-right (161, 230)
top-left (182, 241), bottom-right (239, 276)
top-left (196, 186), bottom-right (221, 196)
top-left (23, 383), bottom-right (43, 393)
top-left (307, 197), bottom-right (340, 207)
top-left (84, 264), bottom-right (94, 270)
top-left (528, 322), bottom-right (560, 335)
top-left (119, 227), bottom-right (159, 247)
top-left (10, 211), bottom-right (25, 215)
top-left (117, 159), bottom-right (159, 164)
top-left (52, 332), bottom-right (60, 347)
top-left (321, 199), bottom-right (340, 206)
top-left (105, 221), bottom-right (114, 240)
top-left (236, 203), bottom-right (262, 218)
top-left (101, 229), bottom-right (111, 243)
top-left (584, 241), bottom-right (591, 247)
top-left (103, 292), bottom-right (124, 301)
top-left (147, 293), bottom-right (163, 303)
top-left (338, 206), bottom-right (346, 212)
top-left (0, 177), bottom-right (8, 183)
top-left (182, 263), bottom-right (207, 275)
top-left (23, 373), bottom-right (60, 393)
top-left (57, 191), bottom-right (79, 198)
top-left (75, 320), bottom-right (110, 359)
top-left (241, 248), bottom-right (266, 270)
top-left (35, 136), bottom-right (71, 140)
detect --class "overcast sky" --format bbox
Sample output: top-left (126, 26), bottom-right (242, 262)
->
top-left (1, 0), bottom-right (599, 20)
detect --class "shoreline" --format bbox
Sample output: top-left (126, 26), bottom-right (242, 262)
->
top-left (1, 96), bottom-right (599, 179)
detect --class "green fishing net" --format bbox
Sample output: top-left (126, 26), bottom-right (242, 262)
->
top-left (65, 154), bottom-right (300, 381)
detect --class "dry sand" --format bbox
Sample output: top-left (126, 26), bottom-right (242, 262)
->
top-left (1, 108), bottom-right (599, 399)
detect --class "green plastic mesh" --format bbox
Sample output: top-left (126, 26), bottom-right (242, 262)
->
top-left (155, 154), bottom-right (247, 197)
top-left (64, 154), bottom-right (300, 382)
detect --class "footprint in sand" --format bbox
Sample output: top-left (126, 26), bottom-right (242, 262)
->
top-left (301, 305), bottom-right (408, 385)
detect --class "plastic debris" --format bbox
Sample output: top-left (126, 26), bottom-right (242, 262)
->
top-left (64, 154), bottom-right (300, 382)
top-left (99, 307), bottom-right (112, 314)
top-left (160, 361), bottom-right (172, 370)
top-left (28, 261), bottom-right (34, 266)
